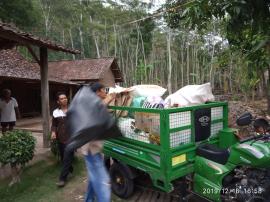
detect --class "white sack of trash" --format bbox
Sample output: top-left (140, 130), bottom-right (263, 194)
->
top-left (131, 85), bottom-right (167, 97)
top-left (164, 82), bottom-right (214, 108)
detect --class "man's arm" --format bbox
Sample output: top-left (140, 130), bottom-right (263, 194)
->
top-left (15, 107), bottom-right (21, 119)
top-left (51, 116), bottom-right (57, 140)
top-left (103, 93), bottom-right (116, 106)
top-left (13, 98), bottom-right (20, 119)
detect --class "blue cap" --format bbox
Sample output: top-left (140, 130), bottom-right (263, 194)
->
top-left (91, 82), bottom-right (104, 92)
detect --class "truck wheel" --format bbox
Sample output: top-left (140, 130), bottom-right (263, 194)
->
top-left (109, 163), bottom-right (134, 198)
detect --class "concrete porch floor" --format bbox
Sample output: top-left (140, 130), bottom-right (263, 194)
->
top-left (15, 116), bottom-right (44, 132)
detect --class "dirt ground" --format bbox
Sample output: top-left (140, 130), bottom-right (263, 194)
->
top-left (51, 164), bottom-right (89, 202)
top-left (228, 99), bottom-right (269, 127)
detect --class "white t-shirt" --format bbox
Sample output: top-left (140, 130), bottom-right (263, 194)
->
top-left (52, 108), bottom-right (66, 118)
top-left (0, 98), bottom-right (18, 122)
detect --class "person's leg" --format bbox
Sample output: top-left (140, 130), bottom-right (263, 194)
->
top-left (1, 122), bottom-right (8, 134)
top-left (84, 156), bottom-right (95, 202)
top-left (58, 148), bottom-right (74, 183)
top-left (58, 142), bottom-right (65, 162)
top-left (62, 143), bottom-right (74, 174)
top-left (69, 152), bottom-right (74, 174)
top-left (8, 122), bottom-right (15, 131)
top-left (8, 125), bottom-right (13, 131)
top-left (84, 153), bottom-right (111, 202)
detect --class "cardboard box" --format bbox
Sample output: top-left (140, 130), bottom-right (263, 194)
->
top-left (134, 112), bottom-right (160, 135)
top-left (109, 92), bottom-right (133, 117)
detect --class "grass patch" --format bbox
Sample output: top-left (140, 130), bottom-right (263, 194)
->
top-left (0, 155), bottom-right (86, 202)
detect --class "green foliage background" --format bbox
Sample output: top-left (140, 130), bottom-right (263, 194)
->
top-left (0, 0), bottom-right (269, 107)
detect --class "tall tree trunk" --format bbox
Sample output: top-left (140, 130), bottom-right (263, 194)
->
top-left (181, 43), bottom-right (184, 87)
top-left (209, 24), bottom-right (216, 88)
top-left (113, 24), bottom-right (117, 57)
top-left (209, 43), bottom-right (215, 88)
top-left (69, 29), bottom-right (75, 60)
top-left (79, 0), bottom-right (84, 58)
top-left (174, 61), bottom-right (178, 92)
top-left (79, 26), bottom-right (85, 58)
top-left (139, 27), bottom-right (147, 83)
top-left (139, 27), bottom-right (146, 67)
top-left (229, 54), bottom-right (233, 93)
top-left (89, 16), bottom-right (100, 58)
top-left (126, 41), bottom-right (131, 85)
top-left (62, 30), bottom-right (65, 45)
top-left (267, 67), bottom-right (270, 113)
top-left (128, 38), bottom-right (134, 86)
top-left (39, 0), bottom-right (53, 37)
top-left (135, 23), bottom-right (140, 68)
top-left (223, 71), bottom-right (228, 94)
top-left (104, 20), bottom-right (109, 56)
top-left (118, 31), bottom-right (125, 82)
top-left (195, 46), bottom-right (199, 84)
top-left (167, 30), bottom-right (172, 94)
top-left (149, 41), bottom-right (155, 84)
top-left (192, 45), bottom-right (195, 84)
top-left (187, 44), bottom-right (190, 85)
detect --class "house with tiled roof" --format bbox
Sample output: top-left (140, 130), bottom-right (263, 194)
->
top-left (0, 49), bottom-right (78, 116)
top-left (1, 49), bottom-right (124, 116)
top-left (47, 58), bottom-right (123, 86)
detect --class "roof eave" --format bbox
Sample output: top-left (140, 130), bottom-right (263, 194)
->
top-left (0, 23), bottom-right (80, 54)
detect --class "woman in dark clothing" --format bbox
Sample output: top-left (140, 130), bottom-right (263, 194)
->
top-left (51, 92), bottom-right (74, 187)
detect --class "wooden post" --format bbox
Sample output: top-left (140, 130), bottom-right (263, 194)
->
top-left (40, 47), bottom-right (50, 148)
top-left (69, 86), bottom-right (73, 101)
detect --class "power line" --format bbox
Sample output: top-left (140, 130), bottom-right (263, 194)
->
top-left (68, 0), bottom-right (192, 28)
top-left (35, 0), bottom-right (193, 40)
top-left (120, 0), bottom-right (192, 26)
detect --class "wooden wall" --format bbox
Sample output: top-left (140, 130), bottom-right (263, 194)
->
top-left (0, 78), bottom-right (78, 117)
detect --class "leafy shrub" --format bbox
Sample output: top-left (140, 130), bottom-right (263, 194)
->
top-left (0, 130), bottom-right (36, 166)
top-left (50, 139), bottom-right (59, 157)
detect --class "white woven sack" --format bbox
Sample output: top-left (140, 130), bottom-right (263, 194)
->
top-left (131, 85), bottom-right (167, 97)
top-left (164, 82), bottom-right (214, 108)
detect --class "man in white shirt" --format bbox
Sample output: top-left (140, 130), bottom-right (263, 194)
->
top-left (0, 89), bottom-right (20, 133)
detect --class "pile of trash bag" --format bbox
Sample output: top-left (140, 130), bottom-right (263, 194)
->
top-left (65, 82), bottom-right (215, 148)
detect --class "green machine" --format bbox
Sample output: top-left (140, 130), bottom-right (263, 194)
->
top-left (103, 102), bottom-right (270, 202)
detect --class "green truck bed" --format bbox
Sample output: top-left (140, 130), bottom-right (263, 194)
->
top-left (104, 101), bottom-right (229, 192)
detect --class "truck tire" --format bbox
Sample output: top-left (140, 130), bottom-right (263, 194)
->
top-left (109, 162), bottom-right (134, 198)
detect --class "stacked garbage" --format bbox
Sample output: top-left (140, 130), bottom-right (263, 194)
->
top-left (108, 83), bottom-right (215, 145)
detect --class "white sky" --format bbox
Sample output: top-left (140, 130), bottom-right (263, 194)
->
top-left (141, 0), bottom-right (166, 4)
top-left (110, 0), bottom-right (166, 11)
top-left (142, 0), bottom-right (166, 11)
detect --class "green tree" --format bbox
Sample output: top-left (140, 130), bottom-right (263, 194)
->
top-left (165, 0), bottom-right (270, 111)
top-left (0, 0), bottom-right (40, 28)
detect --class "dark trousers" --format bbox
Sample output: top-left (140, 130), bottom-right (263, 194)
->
top-left (58, 142), bottom-right (74, 181)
